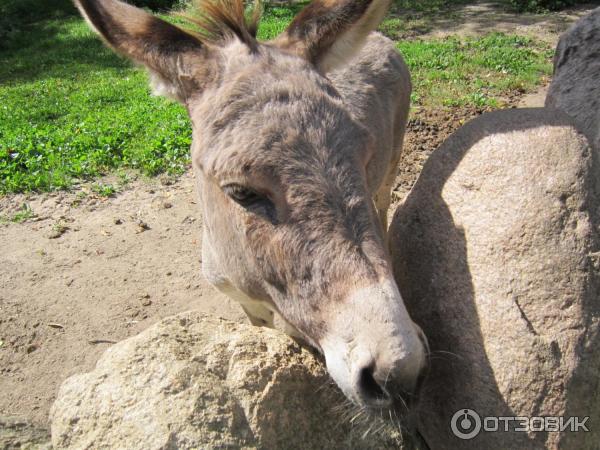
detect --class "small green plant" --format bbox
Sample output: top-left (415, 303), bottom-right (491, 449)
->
top-left (0, 203), bottom-right (36, 223)
top-left (70, 190), bottom-right (88, 207)
top-left (10, 203), bottom-right (36, 223)
top-left (48, 219), bottom-right (69, 238)
top-left (53, 221), bottom-right (67, 232)
top-left (116, 170), bottom-right (135, 187)
top-left (91, 183), bottom-right (117, 197)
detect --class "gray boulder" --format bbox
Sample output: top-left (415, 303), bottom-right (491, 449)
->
top-left (50, 312), bottom-right (403, 450)
top-left (390, 108), bottom-right (600, 449)
top-left (546, 7), bottom-right (600, 150)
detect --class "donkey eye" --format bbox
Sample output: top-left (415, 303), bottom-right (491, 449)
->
top-left (223, 184), bottom-right (278, 223)
top-left (223, 184), bottom-right (262, 205)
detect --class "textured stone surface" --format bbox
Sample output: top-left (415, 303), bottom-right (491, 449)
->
top-left (50, 312), bottom-right (403, 450)
top-left (390, 108), bottom-right (600, 449)
top-left (546, 7), bottom-right (600, 150)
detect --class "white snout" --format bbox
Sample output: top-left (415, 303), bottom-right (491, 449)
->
top-left (320, 279), bottom-right (427, 408)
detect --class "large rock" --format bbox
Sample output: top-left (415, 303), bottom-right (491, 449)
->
top-left (390, 108), bottom-right (600, 449)
top-left (546, 7), bottom-right (600, 150)
top-left (50, 312), bottom-right (403, 449)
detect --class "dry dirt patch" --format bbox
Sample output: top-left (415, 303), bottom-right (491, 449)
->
top-left (1, 175), bottom-right (244, 427)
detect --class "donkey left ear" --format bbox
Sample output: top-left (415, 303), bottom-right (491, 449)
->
top-left (75, 0), bottom-right (214, 103)
top-left (273, 0), bottom-right (391, 73)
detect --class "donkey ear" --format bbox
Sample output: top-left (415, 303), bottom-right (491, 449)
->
top-left (74, 0), bottom-right (213, 103)
top-left (274, 0), bottom-right (391, 73)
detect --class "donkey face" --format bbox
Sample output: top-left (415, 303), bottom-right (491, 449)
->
top-left (193, 46), bottom-right (427, 407)
top-left (76, 0), bottom-right (427, 412)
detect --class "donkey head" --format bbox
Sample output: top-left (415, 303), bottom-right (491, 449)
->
top-left (75, 0), bottom-right (427, 413)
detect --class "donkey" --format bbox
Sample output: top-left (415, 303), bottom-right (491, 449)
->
top-left (74, 0), bottom-right (428, 413)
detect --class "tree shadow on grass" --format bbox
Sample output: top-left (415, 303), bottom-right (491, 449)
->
top-left (384, 0), bottom-right (598, 40)
top-left (0, 18), bottom-right (131, 85)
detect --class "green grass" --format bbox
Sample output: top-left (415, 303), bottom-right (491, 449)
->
top-left (0, 2), bottom-right (553, 194)
top-left (257, 2), bottom-right (306, 39)
top-left (0, 19), bottom-right (191, 193)
top-left (398, 33), bottom-right (553, 108)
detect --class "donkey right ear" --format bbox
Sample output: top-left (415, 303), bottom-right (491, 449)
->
top-left (274, 0), bottom-right (391, 73)
top-left (75, 0), bottom-right (213, 103)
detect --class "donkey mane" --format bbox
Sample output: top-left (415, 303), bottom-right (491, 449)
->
top-left (181, 0), bottom-right (261, 48)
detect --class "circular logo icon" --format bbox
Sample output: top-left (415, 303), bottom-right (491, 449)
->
top-left (451, 409), bottom-right (482, 440)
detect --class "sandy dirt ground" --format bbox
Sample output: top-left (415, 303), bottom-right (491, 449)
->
top-left (1, 175), bottom-right (246, 429)
top-left (1, 2), bottom-right (597, 442)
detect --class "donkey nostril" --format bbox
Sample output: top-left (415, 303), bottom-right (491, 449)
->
top-left (358, 366), bottom-right (388, 404)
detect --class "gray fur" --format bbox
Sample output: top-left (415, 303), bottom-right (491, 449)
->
top-left (75, 0), bottom-right (425, 413)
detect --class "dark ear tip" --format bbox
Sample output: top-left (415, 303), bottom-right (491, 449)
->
top-left (73, 0), bottom-right (212, 103)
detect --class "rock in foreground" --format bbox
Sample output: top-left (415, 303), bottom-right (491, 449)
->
top-left (391, 108), bottom-right (600, 449)
top-left (50, 312), bottom-right (402, 449)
